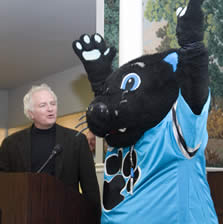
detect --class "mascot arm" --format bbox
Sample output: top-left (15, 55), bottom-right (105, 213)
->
top-left (72, 33), bottom-right (116, 96)
top-left (176, 0), bottom-right (209, 115)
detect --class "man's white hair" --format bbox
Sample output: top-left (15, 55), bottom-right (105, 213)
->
top-left (23, 83), bottom-right (57, 120)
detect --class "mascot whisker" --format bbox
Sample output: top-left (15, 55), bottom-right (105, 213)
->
top-left (74, 114), bottom-right (89, 136)
top-left (72, 0), bottom-right (219, 223)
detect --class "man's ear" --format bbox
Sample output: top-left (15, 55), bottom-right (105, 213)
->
top-left (28, 110), bottom-right (34, 120)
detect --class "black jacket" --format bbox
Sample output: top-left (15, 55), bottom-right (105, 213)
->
top-left (0, 124), bottom-right (101, 221)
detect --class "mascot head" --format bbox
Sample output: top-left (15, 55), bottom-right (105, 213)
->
top-left (86, 50), bottom-right (179, 147)
top-left (73, 0), bottom-right (205, 148)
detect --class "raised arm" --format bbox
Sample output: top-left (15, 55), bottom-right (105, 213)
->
top-left (176, 0), bottom-right (209, 115)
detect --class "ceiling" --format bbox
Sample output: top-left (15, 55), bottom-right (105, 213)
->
top-left (0, 0), bottom-right (96, 89)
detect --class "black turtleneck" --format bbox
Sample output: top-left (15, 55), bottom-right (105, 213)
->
top-left (31, 124), bottom-right (56, 175)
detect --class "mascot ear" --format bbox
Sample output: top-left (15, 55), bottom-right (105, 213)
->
top-left (163, 52), bottom-right (178, 72)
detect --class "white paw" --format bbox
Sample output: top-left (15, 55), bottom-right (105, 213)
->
top-left (94, 34), bottom-right (102, 43)
top-left (83, 49), bottom-right (101, 61)
top-left (176, 6), bottom-right (187, 17)
top-left (75, 34), bottom-right (110, 61)
top-left (94, 34), bottom-right (110, 56)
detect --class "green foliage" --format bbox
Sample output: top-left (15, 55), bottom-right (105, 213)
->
top-left (203, 0), bottom-right (223, 101)
top-left (155, 25), bottom-right (172, 52)
top-left (104, 0), bottom-right (119, 69)
top-left (144, 0), bottom-right (223, 103)
top-left (144, 0), bottom-right (189, 51)
top-left (208, 108), bottom-right (223, 138)
top-left (205, 144), bottom-right (223, 167)
top-left (206, 108), bottom-right (223, 166)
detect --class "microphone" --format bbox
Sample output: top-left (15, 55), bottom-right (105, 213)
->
top-left (37, 144), bottom-right (63, 173)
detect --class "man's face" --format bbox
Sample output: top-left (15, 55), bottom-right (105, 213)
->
top-left (29, 90), bottom-right (57, 129)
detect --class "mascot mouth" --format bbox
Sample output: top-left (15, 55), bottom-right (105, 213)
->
top-left (106, 128), bottom-right (127, 136)
top-left (105, 126), bottom-right (145, 147)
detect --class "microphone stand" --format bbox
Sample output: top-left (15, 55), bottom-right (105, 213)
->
top-left (37, 144), bottom-right (63, 173)
top-left (37, 151), bottom-right (56, 173)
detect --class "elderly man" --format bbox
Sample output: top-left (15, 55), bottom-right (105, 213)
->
top-left (0, 83), bottom-right (101, 222)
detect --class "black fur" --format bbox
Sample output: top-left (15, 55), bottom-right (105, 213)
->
top-left (73, 0), bottom-right (208, 148)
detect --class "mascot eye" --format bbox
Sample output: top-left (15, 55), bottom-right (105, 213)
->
top-left (120, 73), bottom-right (141, 91)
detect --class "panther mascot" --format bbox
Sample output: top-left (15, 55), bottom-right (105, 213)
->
top-left (72, 0), bottom-right (218, 223)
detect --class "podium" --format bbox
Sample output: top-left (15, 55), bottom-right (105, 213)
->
top-left (207, 170), bottom-right (223, 224)
top-left (0, 172), bottom-right (97, 224)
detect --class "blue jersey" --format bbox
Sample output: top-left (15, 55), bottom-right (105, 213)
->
top-left (101, 91), bottom-right (218, 224)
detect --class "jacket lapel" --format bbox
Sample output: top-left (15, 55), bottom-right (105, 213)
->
top-left (20, 127), bottom-right (32, 171)
top-left (54, 124), bottom-right (65, 177)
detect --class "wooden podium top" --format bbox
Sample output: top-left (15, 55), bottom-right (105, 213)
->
top-left (0, 172), bottom-right (97, 224)
top-left (207, 171), bottom-right (223, 224)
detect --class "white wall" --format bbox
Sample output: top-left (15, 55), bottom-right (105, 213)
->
top-left (0, 90), bottom-right (8, 128)
top-left (7, 65), bottom-right (94, 128)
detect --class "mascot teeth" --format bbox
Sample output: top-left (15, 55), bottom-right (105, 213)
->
top-left (118, 128), bottom-right (127, 133)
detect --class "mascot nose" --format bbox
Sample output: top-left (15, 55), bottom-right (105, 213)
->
top-left (88, 102), bottom-right (109, 114)
top-left (86, 102), bottom-right (112, 137)
top-left (87, 102), bottom-right (111, 122)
